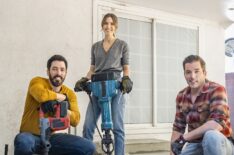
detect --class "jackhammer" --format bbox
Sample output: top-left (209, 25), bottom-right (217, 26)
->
top-left (75, 72), bottom-right (120, 155)
top-left (39, 101), bottom-right (70, 155)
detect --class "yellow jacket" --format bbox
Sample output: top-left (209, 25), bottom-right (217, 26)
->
top-left (20, 76), bottom-right (80, 135)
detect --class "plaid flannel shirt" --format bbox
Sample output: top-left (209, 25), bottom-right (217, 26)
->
top-left (173, 80), bottom-right (232, 138)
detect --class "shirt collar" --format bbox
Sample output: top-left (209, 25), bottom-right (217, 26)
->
top-left (200, 79), bottom-right (211, 93)
top-left (183, 79), bottom-right (210, 96)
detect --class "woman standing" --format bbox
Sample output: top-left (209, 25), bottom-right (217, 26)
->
top-left (75, 13), bottom-right (133, 155)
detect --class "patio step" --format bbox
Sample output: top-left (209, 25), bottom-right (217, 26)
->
top-left (94, 138), bottom-right (170, 155)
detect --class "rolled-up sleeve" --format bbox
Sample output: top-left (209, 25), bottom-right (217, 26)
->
top-left (121, 41), bottom-right (129, 65)
top-left (173, 93), bottom-right (186, 133)
top-left (208, 86), bottom-right (229, 128)
top-left (67, 91), bottom-right (80, 127)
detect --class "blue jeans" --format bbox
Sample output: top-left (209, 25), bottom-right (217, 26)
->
top-left (83, 90), bottom-right (125, 155)
top-left (14, 132), bottom-right (95, 155)
top-left (181, 130), bottom-right (233, 155)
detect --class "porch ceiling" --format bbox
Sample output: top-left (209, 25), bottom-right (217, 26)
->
top-left (119, 0), bottom-right (234, 25)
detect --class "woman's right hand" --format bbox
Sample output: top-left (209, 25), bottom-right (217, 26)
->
top-left (74, 77), bottom-right (89, 92)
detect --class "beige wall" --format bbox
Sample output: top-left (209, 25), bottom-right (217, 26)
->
top-left (0, 0), bottom-right (227, 154)
top-left (0, 0), bottom-right (92, 154)
top-left (200, 23), bottom-right (226, 85)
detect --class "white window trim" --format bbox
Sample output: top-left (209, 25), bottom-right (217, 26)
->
top-left (152, 19), bottom-right (157, 127)
top-left (93, 0), bottom-right (206, 130)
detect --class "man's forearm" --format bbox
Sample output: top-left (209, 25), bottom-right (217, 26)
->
top-left (171, 131), bottom-right (182, 142)
top-left (56, 93), bottom-right (66, 102)
top-left (183, 120), bottom-right (223, 141)
top-left (30, 85), bottom-right (57, 103)
top-left (171, 131), bottom-right (183, 155)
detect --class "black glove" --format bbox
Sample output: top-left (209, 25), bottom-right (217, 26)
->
top-left (41, 100), bottom-right (58, 113)
top-left (121, 76), bottom-right (133, 94)
top-left (63, 94), bottom-right (70, 110)
top-left (171, 135), bottom-right (186, 155)
top-left (74, 77), bottom-right (89, 92)
top-left (59, 100), bottom-right (69, 117)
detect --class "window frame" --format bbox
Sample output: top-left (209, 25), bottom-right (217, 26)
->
top-left (93, 0), bottom-right (204, 129)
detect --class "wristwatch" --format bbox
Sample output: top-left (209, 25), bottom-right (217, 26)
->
top-left (178, 135), bottom-right (187, 144)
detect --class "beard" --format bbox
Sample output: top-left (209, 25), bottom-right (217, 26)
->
top-left (49, 74), bottom-right (65, 87)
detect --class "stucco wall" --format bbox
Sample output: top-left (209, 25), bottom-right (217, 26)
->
top-left (0, 0), bottom-right (92, 154)
top-left (200, 23), bottom-right (226, 85)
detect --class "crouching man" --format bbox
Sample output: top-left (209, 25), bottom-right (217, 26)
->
top-left (14, 55), bottom-right (95, 155)
top-left (171, 55), bottom-right (233, 155)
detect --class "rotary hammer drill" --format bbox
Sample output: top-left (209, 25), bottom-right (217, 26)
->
top-left (75, 72), bottom-right (120, 155)
top-left (39, 101), bottom-right (70, 155)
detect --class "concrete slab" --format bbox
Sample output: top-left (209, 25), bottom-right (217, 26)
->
top-left (129, 152), bottom-right (169, 155)
top-left (95, 138), bottom-right (170, 154)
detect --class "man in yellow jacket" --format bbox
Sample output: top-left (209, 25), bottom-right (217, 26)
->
top-left (14, 55), bottom-right (95, 155)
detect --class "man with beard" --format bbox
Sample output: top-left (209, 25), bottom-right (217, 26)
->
top-left (14, 55), bottom-right (95, 155)
top-left (170, 55), bottom-right (233, 155)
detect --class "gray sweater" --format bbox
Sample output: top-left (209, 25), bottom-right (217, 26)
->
top-left (91, 38), bottom-right (129, 77)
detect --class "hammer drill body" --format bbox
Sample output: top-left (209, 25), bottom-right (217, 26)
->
top-left (77, 72), bottom-right (120, 155)
top-left (39, 101), bottom-right (70, 155)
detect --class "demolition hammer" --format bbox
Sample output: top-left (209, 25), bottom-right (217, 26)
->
top-left (75, 72), bottom-right (121, 155)
top-left (39, 101), bottom-right (70, 155)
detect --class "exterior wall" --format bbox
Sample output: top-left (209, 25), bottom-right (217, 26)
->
top-left (0, 0), bottom-right (226, 154)
top-left (0, 0), bottom-right (92, 154)
top-left (200, 23), bottom-right (226, 85)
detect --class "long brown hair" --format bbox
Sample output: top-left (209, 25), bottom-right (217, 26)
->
top-left (101, 13), bottom-right (118, 29)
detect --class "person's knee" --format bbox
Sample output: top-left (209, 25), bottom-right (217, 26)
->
top-left (203, 130), bottom-right (225, 145)
top-left (14, 133), bottom-right (34, 154)
top-left (15, 133), bottom-right (30, 146)
top-left (204, 130), bottom-right (223, 140)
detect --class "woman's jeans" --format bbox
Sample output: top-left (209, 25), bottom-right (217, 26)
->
top-left (181, 130), bottom-right (233, 155)
top-left (14, 132), bottom-right (95, 155)
top-left (83, 90), bottom-right (125, 155)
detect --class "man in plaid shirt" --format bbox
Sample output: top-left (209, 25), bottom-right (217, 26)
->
top-left (170, 55), bottom-right (233, 155)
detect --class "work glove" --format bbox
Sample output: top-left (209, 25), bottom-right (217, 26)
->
top-left (171, 135), bottom-right (186, 155)
top-left (63, 94), bottom-right (70, 110)
top-left (41, 100), bottom-right (58, 113)
top-left (59, 100), bottom-right (69, 117)
top-left (74, 77), bottom-right (89, 92)
top-left (120, 76), bottom-right (133, 94)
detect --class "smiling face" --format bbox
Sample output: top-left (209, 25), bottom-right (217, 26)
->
top-left (101, 13), bottom-right (118, 37)
top-left (47, 60), bottom-right (67, 87)
top-left (184, 61), bottom-right (206, 91)
top-left (102, 17), bottom-right (116, 37)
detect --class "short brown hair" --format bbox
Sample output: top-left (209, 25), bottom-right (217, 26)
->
top-left (47, 55), bottom-right (68, 70)
top-left (183, 55), bottom-right (206, 71)
top-left (101, 13), bottom-right (118, 29)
